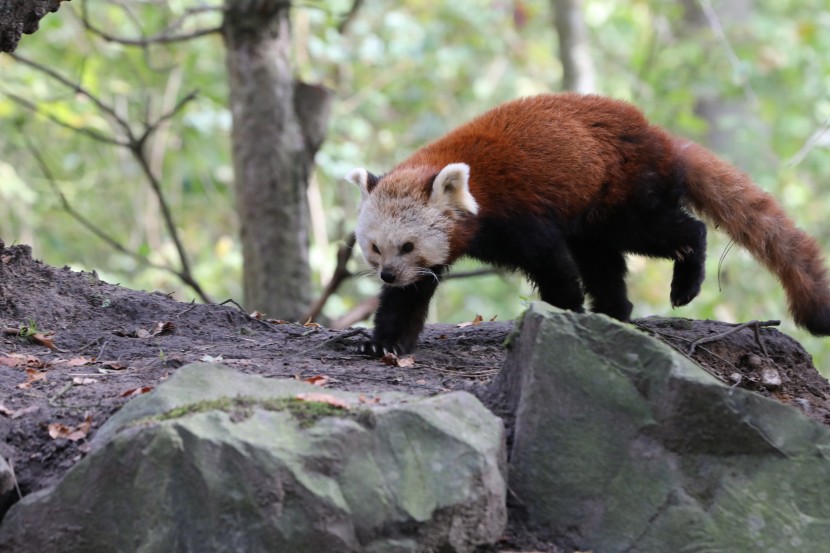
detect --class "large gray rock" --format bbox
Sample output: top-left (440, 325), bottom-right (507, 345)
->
top-left (0, 363), bottom-right (506, 553)
top-left (494, 303), bottom-right (830, 553)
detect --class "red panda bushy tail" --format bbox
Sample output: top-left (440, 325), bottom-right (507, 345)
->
top-left (674, 137), bottom-right (830, 335)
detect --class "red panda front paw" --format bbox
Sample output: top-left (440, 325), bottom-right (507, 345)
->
top-left (357, 341), bottom-right (402, 358)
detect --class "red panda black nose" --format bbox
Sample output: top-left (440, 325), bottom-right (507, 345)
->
top-left (380, 270), bottom-right (396, 284)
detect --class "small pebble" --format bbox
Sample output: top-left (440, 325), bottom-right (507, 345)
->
top-left (761, 367), bottom-right (782, 389)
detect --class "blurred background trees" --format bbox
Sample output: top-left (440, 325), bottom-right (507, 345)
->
top-left (1, 0), bottom-right (829, 371)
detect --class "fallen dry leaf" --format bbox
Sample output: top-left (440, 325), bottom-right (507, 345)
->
top-left (151, 321), bottom-right (175, 336)
top-left (23, 355), bottom-right (47, 369)
top-left (295, 392), bottom-right (350, 409)
top-left (32, 333), bottom-right (57, 350)
top-left (48, 414), bottom-right (92, 441)
top-left (1, 254), bottom-right (11, 264)
top-left (380, 352), bottom-right (399, 366)
top-left (17, 368), bottom-right (47, 389)
top-left (73, 377), bottom-right (98, 385)
top-left (304, 375), bottom-right (329, 387)
top-left (249, 310), bottom-right (266, 320)
top-left (379, 352), bottom-right (415, 368)
top-left (0, 404), bottom-right (40, 419)
top-left (1, 353), bottom-right (46, 368)
top-left (397, 356), bottom-right (415, 368)
top-left (47, 423), bottom-right (71, 439)
top-left (66, 357), bottom-right (94, 367)
top-left (303, 320), bottom-right (322, 329)
top-left (120, 386), bottom-right (154, 398)
top-left (457, 314), bottom-right (484, 328)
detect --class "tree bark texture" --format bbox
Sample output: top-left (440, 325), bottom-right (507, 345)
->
top-left (551, 0), bottom-right (596, 93)
top-left (222, 0), bottom-right (332, 320)
top-left (0, 0), bottom-right (68, 52)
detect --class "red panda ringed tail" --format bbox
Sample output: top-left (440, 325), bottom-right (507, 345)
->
top-left (346, 93), bottom-right (830, 356)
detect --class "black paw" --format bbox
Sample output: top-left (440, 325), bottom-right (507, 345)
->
top-left (670, 271), bottom-right (703, 307)
top-left (357, 341), bottom-right (401, 358)
top-left (590, 299), bottom-right (633, 322)
top-left (670, 258), bottom-right (705, 308)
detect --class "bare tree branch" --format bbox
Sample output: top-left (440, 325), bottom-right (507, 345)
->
top-left (337, 0), bottom-right (363, 35)
top-left (786, 117), bottom-right (830, 168)
top-left (331, 297), bottom-right (378, 330)
top-left (78, 0), bottom-right (222, 47)
top-left (20, 131), bottom-right (213, 303)
top-left (9, 54), bottom-right (210, 303)
top-left (4, 91), bottom-right (128, 147)
top-left (9, 52), bottom-right (133, 138)
top-left (303, 233), bottom-right (356, 323)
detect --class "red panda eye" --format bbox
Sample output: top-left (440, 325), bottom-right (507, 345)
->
top-left (400, 242), bottom-right (414, 254)
top-left (372, 244), bottom-right (380, 254)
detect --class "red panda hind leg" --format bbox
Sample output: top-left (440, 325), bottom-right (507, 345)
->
top-left (570, 244), bottom-right (633, 321)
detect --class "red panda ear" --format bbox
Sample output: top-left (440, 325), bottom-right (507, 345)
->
top-left (345, 168), bottom-right (379, 200)
top-left (430, 163), bottom-right (479, 215)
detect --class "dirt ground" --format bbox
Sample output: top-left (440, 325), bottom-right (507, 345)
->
top-left (2, 241), bottom-right (829, 552)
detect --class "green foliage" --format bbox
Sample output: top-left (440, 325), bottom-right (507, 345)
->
top-left (1, 0), bottom-right (829, 371)
top-left (17, 318), bottom-right (41, 338)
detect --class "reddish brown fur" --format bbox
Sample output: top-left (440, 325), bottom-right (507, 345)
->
top-left (394, 94), bottom-right (681, 261)
top-left (677, 139), bottom-right (830, 329)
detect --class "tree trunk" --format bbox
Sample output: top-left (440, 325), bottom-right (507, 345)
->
top-left (0, 0), bottom-right (67, 52)
top-left (222, 0), bottom-right (332, 320)
top-left (551, 0), bottom-right (596, 93)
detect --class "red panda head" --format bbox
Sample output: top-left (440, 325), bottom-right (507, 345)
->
top-left (347, 163), bottom-right (479, 287)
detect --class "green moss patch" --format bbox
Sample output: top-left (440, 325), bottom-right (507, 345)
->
top-left (142, 395), bottom-right (368, 428)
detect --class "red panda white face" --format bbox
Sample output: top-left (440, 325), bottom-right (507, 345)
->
top-left (347, 163), bottom-right (478, 287)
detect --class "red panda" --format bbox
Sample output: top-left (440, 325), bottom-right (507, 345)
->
top-left (346, 93), bottom-right (830, 356)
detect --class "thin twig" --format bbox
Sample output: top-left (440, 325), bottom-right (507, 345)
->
top-left (303, 233), bottom-right (356, 323)
top-left (299, 328), bottom-right (370, 354)
top-left (96, 340), bottom-right (109, 361)
top-left (4, 92), bottom-right (128, 146)
top-left (10, 51), bottom-right (211, 303)
top-left (337, 0), bottom-right (364, 34)
top-left (786, 117), bottom-right (830, 168)
top-left (7, 459), bottom-right (22, 500)
top-left (219, 298), bottom-right (248, 313)
top-left (10, 52), bottom-right (133, 137)
top-left (687, 319), bottom-right (779, 355)
top-left (331, 297), bottom-right (379, 330)
top-left (79, 0), bottom-right (222, 46)
top-left (177, 299), bottom-right (198, 317)
top-left (445, 268), bottom-right (498, 280)
top-left (21, 133), bottom-right (209, 300)
top-left (49, 382), bottom-right (74, 407)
